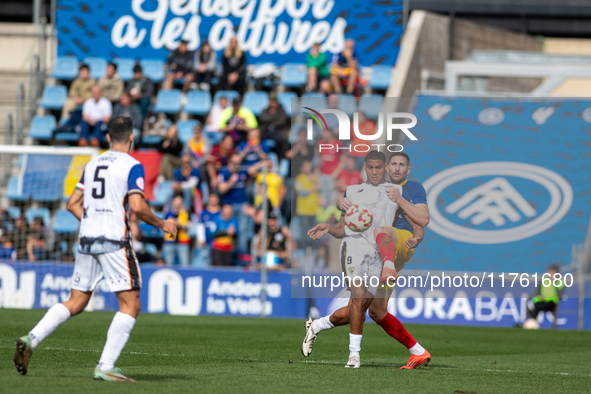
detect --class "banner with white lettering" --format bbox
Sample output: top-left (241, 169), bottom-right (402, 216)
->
top-left (56, 0), bottom-right (403, 64)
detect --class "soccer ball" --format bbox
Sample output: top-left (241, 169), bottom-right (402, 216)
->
top-left (523, 318), bottom-right (539, 330)
top-left (344, 204), bottom-right (373, 232)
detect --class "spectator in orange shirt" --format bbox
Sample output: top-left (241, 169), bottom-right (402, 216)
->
top-left (336, 157), bottom-right (364, 193)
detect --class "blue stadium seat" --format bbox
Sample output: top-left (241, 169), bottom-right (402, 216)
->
top-left (213, 90), bottom-right (240, 105)
top-left (204, 131), bottom-right (223, 145)
top-left (140, 59), bottom-right (165, 83)
top-left (337, 94), bottom-right (357, 117)
top-left (6, 176), bottom-right (27, 201)
top-left (278, 92), bottom-right (297, 117)
top-left (177, 119), bottom-right (199, 144)
top-left (184, 90), bottom-right (212, 116)
top-left (281, 63), bottom-right (307, 87)
top-left (368, 65), bottom-right (392, 90)
top-left (145, 243), bottom-right (158, 257)
top-left (142, 135), bottom-right (162, 145)
top-left (53, 209), bottom-right (79, 234)
top-left (113, 58), bottom-right (135, 81)
top-left (154, 89), bottom-right (182, 114)
top-left (54, 132), bottom-right (80, 143)
top-left (72, 242), bottom-right (79, 258)
top-left (51, 56), bottom-right (78, 80)
top-left (151, 181), bottom-right (173, 206)
top-left (6, 206), bottom-right (21, 220)
top-left (268, 152), bottom-right (279, 172)
top-left (279, 158), bottom-right (290, 178)
top-left (243, 91), bottom-right (269, 116)
top-left (39, 85), bottom-right (67, 110)
top-left (28, 115), bottom-right (57, 141)
top-left (26, 207), bottom-right (51, 226)
top-left (300, 93), bottom-right (327, 114)
top-left (83, 57), bottom-right (107, 80)
top-left (358, 94), bottom-right (384, 119)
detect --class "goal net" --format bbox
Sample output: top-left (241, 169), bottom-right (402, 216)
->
top-left (0, 145), bottom-right (99, 263)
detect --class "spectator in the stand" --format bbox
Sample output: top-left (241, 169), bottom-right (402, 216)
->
top-left (158, 124), bottom-right (184, 181)
top-left (317, 128), bottom-right (342, 205)
top-left (258, 92), bottom-right (289, 158)
top-left (306, 42), bottom-right (330, 93)
top-left (289, 128), bottom-right (314, 178)
top-left (294, 160), bottom-right (320, 249)
top-left (255, 210), bottom-right (291, 268)
top-left (98, 62), bottom-right (124, 103)
top-left (79, 85), bottom-right (112, 147)
top-left (254, 160), bottom-right (284, 212)
top-left (62, 64), bottom-right (95, 119)
top-left (127, 64), bottom-right (154, 117)
top-left (173, 153), bottom-right (200, 210)
top-left (211, 204), bottom-right (238, 266)
top-left (0, 207), bottom-right (14, 234)
top-left (206, 134), bottom-right (235, 190)
top-left (205, 95), bottom-right (228, 133)
top-left (237, 128), bottom-right (269, 168)
top-left (163, 194), bottom-right (193, 266)
top-left (11, 216), bottom-right (28, 259)
top-left (218, 154), bottom-right (261, 255)
top-left (324, 94), bottom-right (340, 131)
top-left (185, 123), bottom-right (211, 168)
top-left (192, 40), bottom-right (217, 91)
top-left (197, 193), bottom-right (221, 267)
top-left (164, 39), bottom-right (194, 91)
top-left (27, 217), bottom-right (46, 261)
top-left (112, 91), bottom-right (143, 130)
top-left (221, 36), bottom-right (247, 93)
top-left (129, 221), bottom-right (157, 263)
top-left (336, 157), bottom-right (363, 193)
top-left (219, 96), bottom-right (258, 142)
top-left (349, 112), bottom-right (376, 168)
top-left (330, 38), bottom-right (359, 94)
top-left (0, 234), bottom-right (16, 260)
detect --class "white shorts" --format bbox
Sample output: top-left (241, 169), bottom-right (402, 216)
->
top-left (340, 235), bottom-right (382, 296)
top-left (71, 247), bottom-right (141, 293)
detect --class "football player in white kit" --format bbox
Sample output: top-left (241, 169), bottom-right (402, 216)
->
top-left (13, 117), bottom-right (177, 382)
top-left (305, 151), bottom-right (404, 368)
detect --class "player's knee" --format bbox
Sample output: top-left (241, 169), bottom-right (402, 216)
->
top-left (374, 226), bottom-right (397, 242)
top-left (368, 304), bottom-right (387, 322)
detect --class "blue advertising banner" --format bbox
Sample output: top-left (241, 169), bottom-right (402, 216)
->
top-left (406, 96), bottom-right (591, 274)
top-left (56, 0), bottom-right (403, 65)
top-left (0, 262), bottom-right (306, 318)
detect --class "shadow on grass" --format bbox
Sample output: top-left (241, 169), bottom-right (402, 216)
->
top-left (131, 374), bottom-right (195, 382)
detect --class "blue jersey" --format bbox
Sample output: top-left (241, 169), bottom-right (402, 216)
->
top-left (237, 141), bottom-right (270, 167)
top-left (393, 179), bottom-right (427, 234)
top-left (173, 167), bottom-right (200, 183)
top-left (218, 169), bottom-right (249, 204)
top-left (201, 208), bottom-right (221, 245)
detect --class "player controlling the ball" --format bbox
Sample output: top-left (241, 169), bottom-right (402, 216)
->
top-left (13, 117), bottom-right (177, 382)
top-left (304, 151), bottom-right (404, 367)
top-left (304, 151), bottom-right (431, 369)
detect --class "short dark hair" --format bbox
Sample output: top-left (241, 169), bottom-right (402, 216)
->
top-left (364, 150), bottom-right (386, 163)
top-left (108, 62), bottom-right (117, 71)
top-left (108, 116), bottom-right (133, 144)
top-left (547, 264), bottom-right (560, 272)
top-left (79, 64), bottom-right (89, 72)
top-left (389, 152), bottom-right (410, 165)
top-left (232, 96), bottom-right (242, 106)
top-left (133, 64), bottom-right (143, 73)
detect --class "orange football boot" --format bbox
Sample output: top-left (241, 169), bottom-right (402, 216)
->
top-left (400, 349), bottom-right (431, 369)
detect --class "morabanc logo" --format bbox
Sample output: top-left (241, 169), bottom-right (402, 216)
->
top-left (303, 107), bottom-right (418, 153)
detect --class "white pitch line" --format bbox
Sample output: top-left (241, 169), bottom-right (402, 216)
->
top-left (2, 345), bottom-right (590, 378)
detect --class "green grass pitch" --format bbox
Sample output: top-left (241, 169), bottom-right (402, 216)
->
top-left (1, 309), bottom-right (590, 393)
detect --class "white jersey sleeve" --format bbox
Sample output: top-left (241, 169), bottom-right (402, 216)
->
top-left (78, 150), bottom-right (145, 254)
top-left (344, 182), bottom-right (401, 248)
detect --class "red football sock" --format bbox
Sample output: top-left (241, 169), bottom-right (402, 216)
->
top-left (377, 313), bottom-right (417, 349)
top-left (376, 233), bottom-right (395, 265)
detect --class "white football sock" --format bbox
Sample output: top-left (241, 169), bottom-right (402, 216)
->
top-left (29, 303), bottom-right (71, 349)
top-left (98, 312), bottom-right (136, 371)
top-left (409, 342), bottom-right (425, 356)
top-left (349, 333), bottom-right (362, 358)
top-left (311, 316), bottom-right (334, 334)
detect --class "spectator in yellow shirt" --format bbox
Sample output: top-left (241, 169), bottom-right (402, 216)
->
top-left (294, 160), bottom-right (320, 249)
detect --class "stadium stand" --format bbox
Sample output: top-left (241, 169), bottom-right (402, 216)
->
top-left (243, 91), bottom-right (269, 116)
top-left (140, 59), bottom-right (165, 83)
top-left (51, 56), bottom-right (79, 81)
top-left (336, 94), bottom-right (356, 116)
top-left (53, 209), bottom-right (79, 234)
top-left (177, 119), bottom-right (199, 144)
top-left (213, 90), bottom-right (240, 104)
top-left (39, 85), bottom-right (67, 110)
top-left (184, 90), bottom-right (212, 116)
top-left (278, 92), bottom-right (297, 117)
top-left (83, 57), bottom-right (107, 79)
top-left (358, 94), bottom-right (384, 120)
top-left (112, 58), bottom-right (135, 81)
top-left (368, 65), bottom-right (392, 91)
top-left (25, 207), bottom-right (51, 225)
top-left (28, 115), bottom-right (56, 141)
top-left (154, 89), bottom-right (182, 114)
top-left (281, 63), bottom-right (307, 88)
